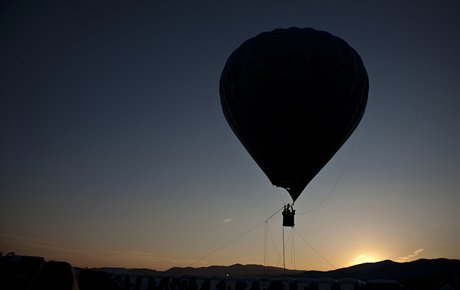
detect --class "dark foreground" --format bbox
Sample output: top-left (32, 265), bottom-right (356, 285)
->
top-left (1, 253), bottom-right (459, 290)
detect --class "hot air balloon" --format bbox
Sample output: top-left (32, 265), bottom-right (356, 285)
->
top-left (220, 27), bottom-right (368, 222)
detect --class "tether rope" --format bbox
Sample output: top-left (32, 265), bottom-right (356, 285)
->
top-left (188, 206), bottom-right (284, 267)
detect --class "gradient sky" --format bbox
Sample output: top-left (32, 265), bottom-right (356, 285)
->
top-left (1, 1), bottom-right (459, 271)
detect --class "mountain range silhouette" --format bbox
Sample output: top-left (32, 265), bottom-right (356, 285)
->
top-left (97, 258), bottom-right (460, 280)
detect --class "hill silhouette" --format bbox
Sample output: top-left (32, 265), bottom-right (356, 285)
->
top-left (99, 263), bottom-right (302, 278)
top-left (298, 258), bottom-right (460, 280)
top-left (163, 263), bottom-right (302, 278)
top-left (96, 258), bottom-right (460, 281)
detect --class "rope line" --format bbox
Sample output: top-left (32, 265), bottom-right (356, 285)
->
top-left (268, 221), bottom-right (282, 264)
top-left (264, 222), bottom-right (268, 266)
top-left (291, 228), bottom-right (295, 269)
top-left (298, 138), bottom-right (355, 215)
top-left (294, 228), bottom-right (336, 269)
top-left (188, 206), bottom-right (284, 267)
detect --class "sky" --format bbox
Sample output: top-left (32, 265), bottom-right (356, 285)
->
top-left (1, 1), bottom-right (459, 272)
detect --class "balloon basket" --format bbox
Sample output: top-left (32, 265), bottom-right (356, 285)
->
top-left (282, 206), bottom-right (295, 227)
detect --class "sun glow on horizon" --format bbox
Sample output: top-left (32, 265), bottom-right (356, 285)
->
top-left (347, 254), bottom-right (381, 267)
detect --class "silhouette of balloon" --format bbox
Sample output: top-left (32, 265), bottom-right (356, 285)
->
top-left (220, 27), bottom-right (368, 203)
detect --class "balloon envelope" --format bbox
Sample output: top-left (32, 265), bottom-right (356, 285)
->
top-left (220, 27), bottom-right (368, 202)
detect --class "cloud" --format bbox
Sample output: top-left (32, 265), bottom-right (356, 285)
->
top-left (223, 218), bottom-right (233, 224)
top-left (347, 254), bottom-right (378, 266)
top-left (397, 248), bottom-right (424, 262)
top-left (350, 254), bottom-right (366, 265)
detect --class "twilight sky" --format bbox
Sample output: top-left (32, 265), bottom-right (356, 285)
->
top-left (1, 1), bottom-right (459, 271)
